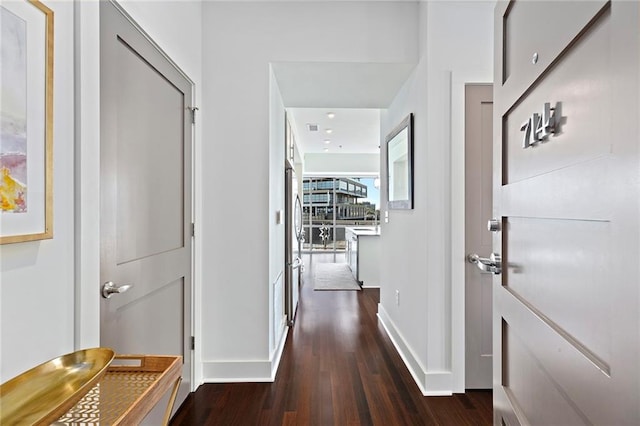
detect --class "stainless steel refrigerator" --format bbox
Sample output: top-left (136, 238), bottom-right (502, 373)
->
top-left (285, 166), bottom-right (303, 325)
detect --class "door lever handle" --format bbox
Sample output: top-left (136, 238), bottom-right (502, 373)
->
top-left (287, 257), bottom-right (303, 269)
top-left (102, 281), bottom-right (133, 299)
top-left (467, 253), bottom-right (502, 275)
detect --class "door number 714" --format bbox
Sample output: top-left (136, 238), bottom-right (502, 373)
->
top-left (520, 102), bottom-right (557, 149)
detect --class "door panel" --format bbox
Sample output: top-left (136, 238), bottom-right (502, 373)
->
top-left (503, 8), bottom-right (611, 186)
top-left (500, 159), bottom-right (611, 221)
top-left (502, 0), bottom-right (608, 88)
top-left (115, 39), bottom-right (185, 263)
top-left (109, 279), bottom-right (185, 354)
top-left (504, 217), bottom-right (611, 368)
top-left (500, 290), bottom-right (616, 423)
top-left (100, 1), bottom-right (193, 422)
top-left (465, 84), bottom-right (494, 389)
top-left (501, 321), bottom-right (594, 426)
top-left (493, 1), bottom-right (639, 424)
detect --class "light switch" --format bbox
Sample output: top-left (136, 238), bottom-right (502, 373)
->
top-left (384, 210), bottom-right (389, 223)
top-left (276, 210), bottom-right (283, 224)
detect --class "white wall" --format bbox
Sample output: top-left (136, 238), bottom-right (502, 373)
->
top-left (304, 153), bottom-right (380, 176)
top-left (269, 66), bottom-right (287, 361)
top-left (1, 0), bottom-right (76, 381)
top-left (74, 0), bottom-right (203, 386)
top-left (201, 0), bottom-right (418, 381)
top-left (377, 0), bottom-right (494, 395)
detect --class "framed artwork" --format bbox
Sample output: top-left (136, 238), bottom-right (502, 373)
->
top-left (386, 113), bottom-right (414, 209)
top-left (0, 0), bottom-right (53, 244)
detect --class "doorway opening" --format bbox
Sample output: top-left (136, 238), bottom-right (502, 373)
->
top-left (300, 175), bottom-right (380, 291)
top-left (302, 176), bottom-right (380, 253)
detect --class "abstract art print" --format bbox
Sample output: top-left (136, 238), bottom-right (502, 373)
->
top-left (1, 6), bottom-right (27, 213)
top-left (0, 0), bottom-right (52, 244)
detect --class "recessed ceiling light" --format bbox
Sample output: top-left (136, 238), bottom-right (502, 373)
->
top-left (327, 112), bottom-right (335, 119)
top-left (325, 128), bottom-right (333, 134)
top-left (324, 139), bottom-right (331, 144)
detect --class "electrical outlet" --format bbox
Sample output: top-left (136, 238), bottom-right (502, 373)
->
top-left (395, 290), bottom-right (400, 306)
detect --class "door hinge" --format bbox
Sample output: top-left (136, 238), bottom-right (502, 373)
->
top-left (191, 336), bottom-right (195, 350)
top-left (191, 222), bottom-right (195, 237)
top-left (188, 106), bottom-right (199, 124)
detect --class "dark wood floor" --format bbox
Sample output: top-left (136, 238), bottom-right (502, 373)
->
top-left (171, 254), bottom-right (492, 425)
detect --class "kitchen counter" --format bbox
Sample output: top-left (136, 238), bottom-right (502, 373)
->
top-left (345, 226), bottom-right (381, 287)
top-left (346, 226), bottom-right (381, 236)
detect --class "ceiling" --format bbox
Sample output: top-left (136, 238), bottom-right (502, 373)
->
top-left (272, 62), bottom-right (415, 156)
top-left (272, 62), bottom-right (415, 109)
top-left (287, 108), bottom-right (381, 155)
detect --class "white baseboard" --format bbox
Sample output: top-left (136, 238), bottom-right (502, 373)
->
top-left (377, 303), bottom-right (452, 396)
top-left (202, 325), bottom-right (289, 383)
top-left (270, 320), bottom-right (288, 378)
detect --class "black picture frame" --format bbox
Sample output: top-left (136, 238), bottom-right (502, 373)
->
top-left (386, 113), bottom-right (414, 210)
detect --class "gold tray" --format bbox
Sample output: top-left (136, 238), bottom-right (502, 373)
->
top-left (0, 348), bottom-right (115, 426)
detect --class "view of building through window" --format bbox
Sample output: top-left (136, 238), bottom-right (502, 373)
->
top-left (302, 177), bottom-right (380, 251)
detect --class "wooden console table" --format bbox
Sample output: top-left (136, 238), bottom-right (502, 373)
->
top-left (54, 355), bottom-right (182, 426)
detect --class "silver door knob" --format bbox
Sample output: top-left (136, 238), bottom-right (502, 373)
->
top-left (102, 281), bottom-right (133, 299)
top-left (467, 253), bottom-right (502, 275)
top-left (487, 218), bottom-right (501, 232)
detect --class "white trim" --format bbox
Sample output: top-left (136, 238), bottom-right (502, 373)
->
top-left (270, 321), bottom-right (288, 378)
top-left (107, 0), bottom-right (194, 86)
top-left (203, 325), bottom-right (289, 383)
top-left (304, 171), bottom-right (380, 178)
top-left (423, 372), bottom-right (454, 396)
top-left (74, 0), bottom-right (101, 352)
top-left (273, 270), bottom-right (283, 287)
top-left (451, 72), bottom-right (467, 394)
top-left (377, 304), bottom-right (453, 396)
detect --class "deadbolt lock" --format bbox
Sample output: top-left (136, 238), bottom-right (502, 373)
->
top-left (487, 218), bottom-right (501, 232)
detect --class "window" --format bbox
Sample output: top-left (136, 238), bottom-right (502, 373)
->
top-left (302, 176), bottom-right (380, 251)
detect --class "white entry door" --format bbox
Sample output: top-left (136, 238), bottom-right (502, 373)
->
top-left (100, 1), bottom-right (193, 421)
top-left (492, 1), bottom-right (639, 424)
top-left (465, 84), bottom-right (493, 389)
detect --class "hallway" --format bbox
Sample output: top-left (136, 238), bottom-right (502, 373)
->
top-left (171, 256), bottom-right (492, 425)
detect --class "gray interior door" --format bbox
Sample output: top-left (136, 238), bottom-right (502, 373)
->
top-left (493, 1), bottom-right (639, 424)
top-left (465, 84), bottom-right (493, 389)
top-left (100, 1), bottom-right (193, 422)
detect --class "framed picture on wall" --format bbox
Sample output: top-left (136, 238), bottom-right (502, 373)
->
top-left (386, 113), bottom-right (414, 210)
top-left (0, 0), bottom-right (53, 244)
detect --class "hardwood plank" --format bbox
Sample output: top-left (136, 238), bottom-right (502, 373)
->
top-left (282, 411), bottom-right (297, 426)
top-left (171, 254), bottom-right (492, 425)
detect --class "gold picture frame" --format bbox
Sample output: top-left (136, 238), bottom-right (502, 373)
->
top-left (0, 0), bottom-right (53, 244)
